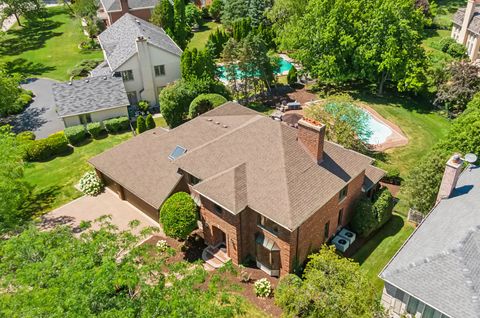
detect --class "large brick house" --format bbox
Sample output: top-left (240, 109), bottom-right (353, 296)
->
top-left (98, 0), bottom-right (159, 26)
top-left (90, 102), bottom-right (385, 276)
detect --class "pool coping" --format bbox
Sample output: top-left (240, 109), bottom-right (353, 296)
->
top-left (358, 103), bottom-right (409, 152)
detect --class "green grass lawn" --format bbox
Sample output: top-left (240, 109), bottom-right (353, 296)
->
top-left (154, 116), bottom-right (168, 128)
top-left (24, 133), bottom-right (132, 215)
top-left (434, 0), bottom-right (464, 29)
top-left (353, 214), bottom-right (415, 294)
top-left (188, 21), bottom-right (222, 50)
top-left (0, 6), bottom-right (103, 81)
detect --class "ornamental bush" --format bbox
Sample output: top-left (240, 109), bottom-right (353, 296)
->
top-left (24, 132), bottom-right (70, 162)
top-left (78, 171), bottom-right (104, 196)
top-left (351, 188), bottom-right (394, 237)
top-left (136, 116), bottom-right (146, 134)
top-left (275, 274), bottom-right (303, 309)
top-left (159, 192), bottom-right (198, 240)
top-left (16, 131), bottom-right (36, 141)
top-left (253, 278), bottom-right (272, 298)
top-left (188, 93), bottom-right (227, 118)
top-left (287, 65), bottom-right (298, 86)
top-left (104, 117), bottom-right (130, 133)
top-left (145, 114), bottom-right (156, 130)
top-left (64, 125), bottom-right (88, 145)
top-left (87, 122), bottom-right (104, 138)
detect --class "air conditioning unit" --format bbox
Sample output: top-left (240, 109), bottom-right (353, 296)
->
top-left (331, 235), bottom-right (350, 253)
top-left (338, 228), bottom-right (356, 245)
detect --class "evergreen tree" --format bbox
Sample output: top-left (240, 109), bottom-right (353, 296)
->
top-left (222, 0), bottom-right (249, 27)
top-left (173, 0), bottom-right (189, 49)
top-left (145, 114), bottom-right (156, 130)
top-left (247, 0), bottom-right (271, 27)
top-left (136, 116), bottom-right (146, 134)
top-left (181, 48), bottom-right (216, 82)
top-left (151, 0), bottom-right (175, 36)
top-left (209, 0), bottom-right (223, 21)
top-left (287, 65), bottom-right (298, 86)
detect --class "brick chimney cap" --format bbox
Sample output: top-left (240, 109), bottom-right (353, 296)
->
top-left (298, 118), bottom-right (325, 131)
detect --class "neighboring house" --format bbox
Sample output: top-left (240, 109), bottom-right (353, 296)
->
top-left (452, 0), bottom-right (480, 61)
top-left (91, 13), bottom-right (182, 107)
top-left (52, 76), bottom-right (130, 128)
top-left (98, 0), bottom-right (159, 26)
top-left (90, 102), bottom-right (385, 277)
top-left (380, 155), bottom-right (480, 318)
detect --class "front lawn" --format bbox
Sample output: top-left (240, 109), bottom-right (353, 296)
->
top-left (353, 214), bottom-right (415, 294)
top-left (24, 132), bottom-right (132, 215)
top-left (0, 6), bottom-right (103, 81)
top-left (188, 21), bottom-right (223, 50)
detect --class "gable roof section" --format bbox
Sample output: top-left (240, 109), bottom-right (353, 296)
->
top-left (52, 76), bottom-right (129, 117)
top-left (90, 102), bottom-right (378, 231)
top-left (453, 6), bottom-right (480, 35)
top-left (100, 0), bottom-right (159, 12)
top-left (381, 166), bottom-right (480, 318)
top-left (98, 13), bottom-right (182, 71)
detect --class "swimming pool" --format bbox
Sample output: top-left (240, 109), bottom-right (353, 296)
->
top-left (218, 58), bottom-right (293, 80)
top-left (361, 110), bottom-right (393, 145)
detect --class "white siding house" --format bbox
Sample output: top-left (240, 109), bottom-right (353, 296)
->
top-left (451, 0), bottom-right (480, 62)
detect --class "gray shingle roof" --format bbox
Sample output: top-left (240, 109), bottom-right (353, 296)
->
top-left (52, 76), bottom-right (129, 117)
top-left (381, 166), bottom-right (480, 318)
top-left (100, 0), bottom-right (159, 12)
top-left (90, 60), bottom-right (113, 77)
top-left (98, 13), bottom-right (182, 71)
top-left (90, 102), bottom-right (380, 230)
top-left (453, 6), bottom-right (480, 35)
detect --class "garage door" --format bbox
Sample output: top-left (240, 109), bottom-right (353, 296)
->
top-left (123, 188), bottom-right (159, 221)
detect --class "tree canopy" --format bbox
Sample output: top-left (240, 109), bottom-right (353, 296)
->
top-left (151, 0), bottom-right (175, 36)
top-left (275, 245), bottom-right (385, 318)
top-left (0, 69), bottom-right (22, 117)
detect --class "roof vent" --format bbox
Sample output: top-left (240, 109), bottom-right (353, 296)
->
top-left (207, 118), bottom-right (213, 121)
top-left (215, 121), bottom-right (220, 125)
top-left (135, 18), bottom-right (140, 24)
top-left (103, 76), bottom-right (107, 80)
top-left (222, 125), bottom-right (228, 128)
top-left (85, 79), bottom-right (89, 83)
top-left (68, 82), bottom-right (72, 85)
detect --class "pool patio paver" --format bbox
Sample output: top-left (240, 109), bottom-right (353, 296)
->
top-left (39, 189), bottom-right (162, 235)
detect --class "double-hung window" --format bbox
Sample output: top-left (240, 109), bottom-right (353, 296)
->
top-left (154, 65), bottom-right (166, 77)
top-left (121, 70), bottom-right (134, 81)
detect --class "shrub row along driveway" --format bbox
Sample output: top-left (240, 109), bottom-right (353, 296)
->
top-left (8, 78), bottom-right (64, 139)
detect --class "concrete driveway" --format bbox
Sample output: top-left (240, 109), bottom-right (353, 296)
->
top-left (39, 189), bottom-right (162, 236)
top-left (9, 78), bottom-right (64, 139)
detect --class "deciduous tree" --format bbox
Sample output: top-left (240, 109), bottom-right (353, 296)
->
top-left (0, 69), bottom-right (22, 117)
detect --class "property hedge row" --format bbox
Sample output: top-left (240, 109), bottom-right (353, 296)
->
top-left (104, 117), bottom-right (130, 133)
top-left (24, 131), bottom-right (70, 162)
top-left (351, 188), bottom-right (394, 237)
top-left (64, 125), bottom-right (88, 145)
top-left (62, 117), bottom-right (130, 145)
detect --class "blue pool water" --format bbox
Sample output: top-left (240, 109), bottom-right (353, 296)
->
top-left (362, 111), bottom-right (393, 145)
top-left (218, 58), bottom-right (293, 80)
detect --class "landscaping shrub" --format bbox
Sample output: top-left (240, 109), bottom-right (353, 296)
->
top-left (64, 125), bottom-right (88, 145)
top-left (446, 42), bottom-right (467, 59)
top-left (16, 131), bottom-right (36, 141)
top-left (104, 117), bottom-right (130, 133)
top-left (438, 37), bottom-right (456, 52)
top-left (78, 171), bottom-right (104, 196)
top-left (145, 114), bottom-right (156, 130)
top-left (79, 39), bottom-right (100, 51)
top-left (351, 188), bottom-right (394, 237)
top-left (159, 192), bottom-right (198, 240)
top-left (287, 65), bottom-right (298, 86)
top-left (136, 116), bottom-right (146, 134)
top-left (138, 100), bottom-right (150, 114)
top-left (86, 122), bottom-right (104, 138)
top-left (189, 93), bottom-right (227, 118)
top-left (253, 278), bottom-right (272, 298)
top-left (275, 274), bottom-right (303, 309)
top-left (25, 132), bottom-right (69, 162)
top-left (382, 166), bottom-right (401, 185)
top-left (68, 59), bottom-right (103, 79)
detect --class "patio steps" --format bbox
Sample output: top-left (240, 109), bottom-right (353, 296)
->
top-left (202, 246), bottom-right (231, 269)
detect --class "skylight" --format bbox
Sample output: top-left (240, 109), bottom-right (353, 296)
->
top-left (168, 145), bottom-right (187, 160)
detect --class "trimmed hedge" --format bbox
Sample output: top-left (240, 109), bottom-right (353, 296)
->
top-left (159, 192), bottom-right (198, 240)
top-left (25, 132), bottom-right (70, 162)
top-left (146, 114), bottom-right (156, 130)
top-left (87, 122), bottom-right (104, 138)
top-left (16, 131), bottom-right (36, 141)
top-left (64, 125), bottom-right (88, 145)
top-left (104, 117), bottom-right (130, 133)
top-left (188, 93), bottom-right (228, 118)
top-left (351, 188), bottom-right (394, 237)
top-left (136, 116), bottom-right (146, 134)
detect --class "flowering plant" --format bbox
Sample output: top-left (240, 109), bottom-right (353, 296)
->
top-left (79, 171), bottom-right (104, 196)
top-left (254, 278), bottom-right (272, 297)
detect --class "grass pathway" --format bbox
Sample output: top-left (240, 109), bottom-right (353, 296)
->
top-left (188, 21), bottom-right (222, 50)
top-left (0, 6), bottom-right (103, 81)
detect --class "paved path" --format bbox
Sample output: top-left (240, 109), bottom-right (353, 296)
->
top-left (9, 78), bottom-right (64, 139)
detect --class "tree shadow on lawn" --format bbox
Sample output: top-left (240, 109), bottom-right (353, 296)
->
top-left (3, 58), bottom-right (56, 77)
top-left (0, 19), bottom-right (63, 56)
top-left (21, 185), bottom-right (62, 220)
top-left (351, 214), bottom-right (405, 265)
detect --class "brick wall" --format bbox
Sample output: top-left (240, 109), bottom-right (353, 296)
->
top-left (295, 171), bottom-right (365, 264)
top-left (108, 8), bottom-right (153, 25)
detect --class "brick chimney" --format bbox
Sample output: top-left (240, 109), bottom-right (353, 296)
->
top-left (459, 0), bottom-right (480, 44)
top-left (297, 118), bottom-right (326, 163)
top-left (436, 154), bottom-right (464, 202)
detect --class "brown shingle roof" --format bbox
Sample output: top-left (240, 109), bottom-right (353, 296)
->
top-left (364, 165), bottom-right (386, 191)
top-left (90, 102), bottom-right (381, 230)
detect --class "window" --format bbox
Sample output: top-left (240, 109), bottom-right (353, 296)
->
top-left (339, 185), bottom-right (348, 201)
top-left (393, 288), bottom-right (405, 314)
top-left (79, 113), bottom-right (92, 125)
top-left (154, 65), bottom-right (166, 77)
top-left (257, 215), bottom-right (279, 234)
top-left (422, 305), bottom-right (435, 318)
top-left (324, 221), bottom-right (330, 240)
top-left (121, 70), bottom-right (134, 81)
top-left (127, 91), bottom-right (138, 105)
top-left (213, 204), bottom-right (223, 215)
top-left (406, 296), bottom-right (419, 315)
top-left (337, 208), bottom-right (344, 227)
